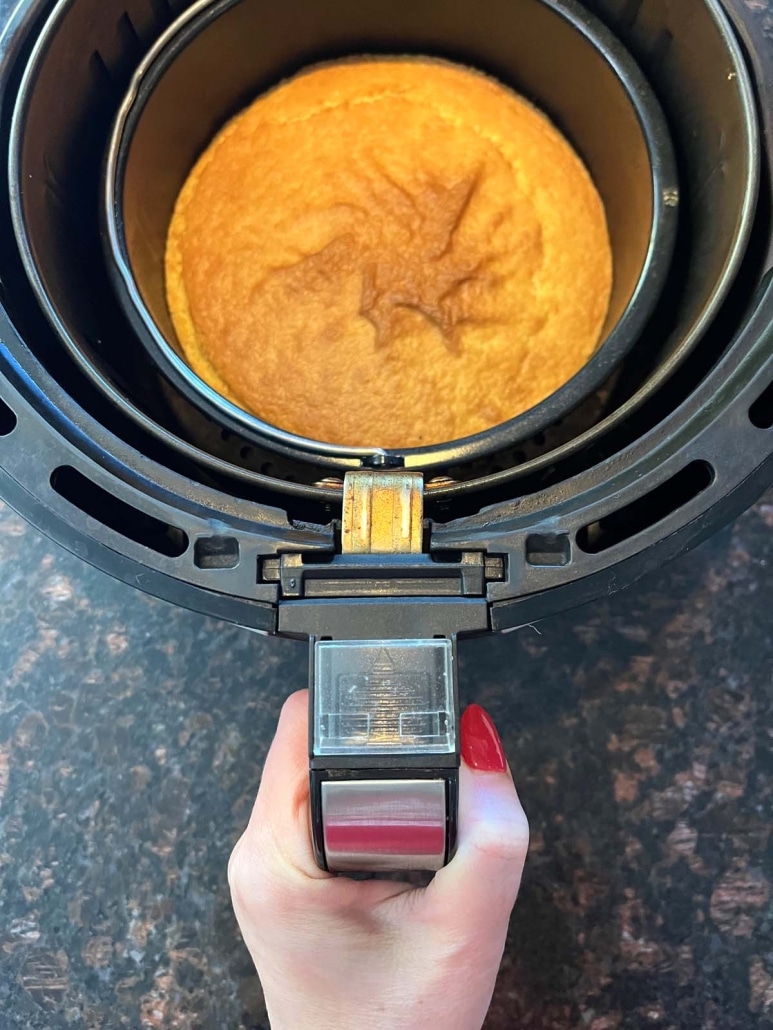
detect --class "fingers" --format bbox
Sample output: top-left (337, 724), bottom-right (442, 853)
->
top-left (229, 690), bottom-right (416, 927)
top-left (424, 706), bottom-right (529, 932)
top-left (229, 691), bottom-right (528, 935)
top-left (439, 761), bottom-right (529, 911)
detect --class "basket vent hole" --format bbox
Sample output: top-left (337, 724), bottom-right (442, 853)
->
top-left (194, 536), bottom-right (240, 570)
top-left (749, 379), bottom-right (773, 429)
top-left (526, 533), bottom-right (571, 567)
top-left (0, 397), bottom-right (17, 437)
top-left (51, 466), bottom-right (188, 557)
top-left (577, 461), bottom-right (714, 555)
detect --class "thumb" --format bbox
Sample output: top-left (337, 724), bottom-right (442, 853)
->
top-left (230, 689), bottom-right (326, 886)
top-left (425, 704), bottom-right (529, 931)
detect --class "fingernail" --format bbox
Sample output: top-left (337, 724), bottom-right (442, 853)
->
top-left (461, 704), bottom-right (507, 772)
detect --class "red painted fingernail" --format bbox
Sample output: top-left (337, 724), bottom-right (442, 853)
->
top-left (461, 704), bottom-right (507, 772)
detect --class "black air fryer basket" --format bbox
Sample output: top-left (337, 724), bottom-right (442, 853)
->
top-left (0, 0), bottom-right (771, 872)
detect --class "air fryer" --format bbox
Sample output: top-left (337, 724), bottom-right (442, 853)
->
top-left (0, 0), bottom-right (770, 872)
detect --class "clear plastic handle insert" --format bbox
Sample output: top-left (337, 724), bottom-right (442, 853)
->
top-left (313, 639), bottom-right (456, 757)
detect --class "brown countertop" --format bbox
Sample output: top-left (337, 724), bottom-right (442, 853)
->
top-left (1, 492), bottom-right (772, 1029)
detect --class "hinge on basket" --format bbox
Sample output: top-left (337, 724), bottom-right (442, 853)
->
top-left (341, 470), bottom-right (424, 554)
top-left (261, 471), bottom-right (505, 599)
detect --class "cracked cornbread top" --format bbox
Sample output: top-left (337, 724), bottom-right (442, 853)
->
top-left (165, 58), bottom-right (612, 448)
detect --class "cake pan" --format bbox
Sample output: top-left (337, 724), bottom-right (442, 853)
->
top-left (104, 0), bottom-right (678, 469)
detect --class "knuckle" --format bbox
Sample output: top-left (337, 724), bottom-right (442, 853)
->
top-left (472, 807), bottom-right (530, 864)
top-left (228, 831), bottom-right (301, 919)
top-left (227, 836), bottom-right (249, 899)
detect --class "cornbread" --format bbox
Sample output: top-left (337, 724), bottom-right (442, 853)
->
top-left (166, 58), bottom-right (612, 448)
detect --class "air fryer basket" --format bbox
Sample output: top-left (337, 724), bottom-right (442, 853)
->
top-left (106, 0), bottom-right (677, 468)
top-left (0, 0), bottom-right (770, 633)
top-left (7, 0), bottom-right (759, 487)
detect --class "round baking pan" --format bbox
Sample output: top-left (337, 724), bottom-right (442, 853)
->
top-left (104, 0), bottom-right (678, 468)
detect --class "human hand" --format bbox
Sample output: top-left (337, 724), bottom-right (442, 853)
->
top-left (228, 692), bottom-right (529, 1030)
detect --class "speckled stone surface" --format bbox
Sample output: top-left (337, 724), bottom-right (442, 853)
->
top-left (1, 491), bottom-right (772, 1030)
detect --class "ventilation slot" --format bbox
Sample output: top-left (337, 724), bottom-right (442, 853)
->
top-left (526, 533), bottom-right (571, 567)
top-left (749, 379), bottom-right (773, 429)
top-left (194, 536), bottom-right (240, 570)
top-left (577, 461), bottom-right (714, 555)
top-left (51, 466), bottom-right (188, 557)
top-left (0, 396), bottom-right (17, 436)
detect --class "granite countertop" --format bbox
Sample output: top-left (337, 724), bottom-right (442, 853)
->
top-left (1, 492), bottom-right (772, 1030)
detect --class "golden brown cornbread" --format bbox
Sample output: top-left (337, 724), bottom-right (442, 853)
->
top-left (166, 58), bottom-right (612, 448)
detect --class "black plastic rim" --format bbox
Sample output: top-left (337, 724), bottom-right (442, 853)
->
top-left (105, 0), bottom-right (679, 470)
